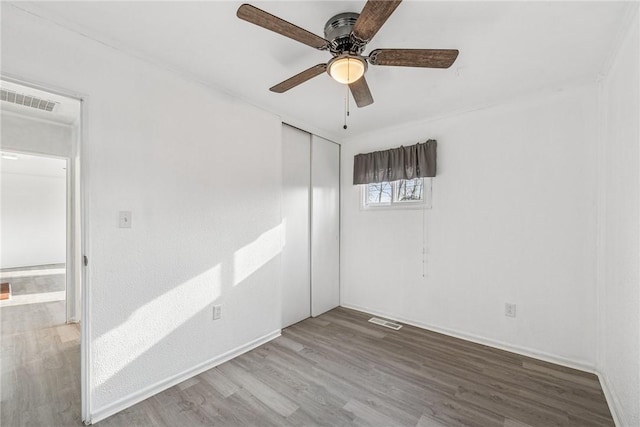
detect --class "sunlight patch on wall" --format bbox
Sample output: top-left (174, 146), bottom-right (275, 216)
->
top-left (93, 264), bottom-right (222, 387)
top-left (233, 222), bottom-right (284, 287)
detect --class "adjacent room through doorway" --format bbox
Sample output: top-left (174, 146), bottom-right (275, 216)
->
top-left (1, 152), bottom-right (68, 307)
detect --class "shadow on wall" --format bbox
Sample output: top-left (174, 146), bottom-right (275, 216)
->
top-left (92, 221), bottom-right (284, 402)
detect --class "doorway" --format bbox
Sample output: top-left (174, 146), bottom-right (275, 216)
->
top-left (0, 77), bottom-right (84, 425)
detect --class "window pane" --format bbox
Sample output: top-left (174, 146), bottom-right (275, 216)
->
top-left (367, 182), bottom-right (392, 204)
top-left (396, 178), bottom-right (423, 202)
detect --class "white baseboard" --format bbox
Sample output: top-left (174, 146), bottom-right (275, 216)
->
top-left (341, 303), bottom-right (596, 373)
top-left (89, 329), bottom-right (281, 425)
top-left (597, 370), bottom-right (626, 427)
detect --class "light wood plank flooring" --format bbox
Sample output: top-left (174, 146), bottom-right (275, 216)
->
top-left (1, 297), bottom-right (80, 426)
top-left (2, 299), bottom-right (614, 426)
top-left (0, 264), bottom-right (65, 295)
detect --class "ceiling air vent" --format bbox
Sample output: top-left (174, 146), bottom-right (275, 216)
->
top-left (1, 89), bottom-right (57, 112)
top-left (368, 317), bottom-right (403, 330)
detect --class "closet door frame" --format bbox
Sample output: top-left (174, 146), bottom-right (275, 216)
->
top-left (281, 125), bottom-right (341, 325)
top-left (310, 134), bottom-right (341, 317)
top-left (281, 124), bottom-right (312, 328)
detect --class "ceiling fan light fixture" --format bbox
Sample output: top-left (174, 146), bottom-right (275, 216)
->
top-left (328, 55), bottom-right (366, 84)
top-left (237, 2), bottom-right (460, 110)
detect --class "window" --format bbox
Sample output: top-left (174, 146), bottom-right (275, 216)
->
top-left (397, 178), bottom-right (424, 202)
top-left (366, 181), bottom-right (393, 205)
top-left (362, 178), bottom-right (432, 209)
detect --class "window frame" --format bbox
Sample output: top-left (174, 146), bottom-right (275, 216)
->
top-left (361, 177), bottom-right (432, 210)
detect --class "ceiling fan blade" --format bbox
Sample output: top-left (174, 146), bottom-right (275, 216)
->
top-left (351, 0), bottom-right (402, 44)
top-left (237, 4), bottom-right (329, 50)
top-left (270, 64), bottom-right (328, 93)
top-left (368, 49), bottom-right (459, 68)
top-left (349, 76), bottom-right (374, 108)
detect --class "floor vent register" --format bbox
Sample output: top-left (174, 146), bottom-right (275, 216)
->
top-left (368, 317), bottom-right (402, 330)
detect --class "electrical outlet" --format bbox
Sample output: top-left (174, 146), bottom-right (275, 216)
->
top-left (213, 305), bottom-right (222, 320)
top-left (505, 303), bottom-right (516, 318)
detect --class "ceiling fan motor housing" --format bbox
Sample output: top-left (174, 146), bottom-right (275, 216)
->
top-left (324, 12), bottom-right (362, 54)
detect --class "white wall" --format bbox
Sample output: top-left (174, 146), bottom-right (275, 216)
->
top-left (598, 11), bottom-right (639, 426)
top-left (2, 4), bottom-right (283, 422)
top-left (1, 115), bottom-right (73, 270)
top-left (342, 84), bottom-right (599, 369)
top-left (1, 165), bottom-right (67, 268)
top-left (1, 113), bottom-right (73, 157)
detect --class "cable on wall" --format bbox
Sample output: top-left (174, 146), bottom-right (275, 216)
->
top-left (422, 192), bottom-right (426, 278)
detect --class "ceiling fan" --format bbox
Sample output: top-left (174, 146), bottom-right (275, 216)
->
top-left (237, 0), bottom-right (459, 108)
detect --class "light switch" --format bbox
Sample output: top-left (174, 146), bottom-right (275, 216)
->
top-left (119, 211), bottom-right (132, 228)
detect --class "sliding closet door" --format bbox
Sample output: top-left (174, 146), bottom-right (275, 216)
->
top-left (281, 125), bottom-right (311, 328)
top-left (311, 135), bottom-right (340, 317)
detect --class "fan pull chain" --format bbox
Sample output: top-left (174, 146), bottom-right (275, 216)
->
top-left (342, 85), bottom-right (350, 129)
top-left (342, 59), bottom-right (351, 130)
top-left (343, 84), bottom-right (350, 130)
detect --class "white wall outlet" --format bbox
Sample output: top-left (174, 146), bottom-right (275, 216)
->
top-left (119, 211), bottom-right (132, 228)
top-left (505, 303), bottom-right (517, 318)
top-left (213, 305), bottom-right (222, 320)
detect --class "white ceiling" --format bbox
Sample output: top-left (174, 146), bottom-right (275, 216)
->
top-left (10, 1), bottom-right (634, 140)
top-left (1, 151), bottom-right (67, 178)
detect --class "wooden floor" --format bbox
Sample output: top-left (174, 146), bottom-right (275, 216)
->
top-left (0, 264), bottom-right (65, 296)
top-left (1, 289), bottom-right (80, 426)
top-left (2, 289), bottom-right (614, 426)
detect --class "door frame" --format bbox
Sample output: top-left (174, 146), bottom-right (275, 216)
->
top-left (1, 73), bottom-right (92, 424)
top-left (281, 124), bottom-right (342, 324)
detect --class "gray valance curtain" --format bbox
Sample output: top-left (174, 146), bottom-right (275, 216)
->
top-left (353, 140), bottom-right (437, 185)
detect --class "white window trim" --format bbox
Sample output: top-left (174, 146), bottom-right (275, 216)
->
top-left (361, 178), bottom-right (432, 211)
